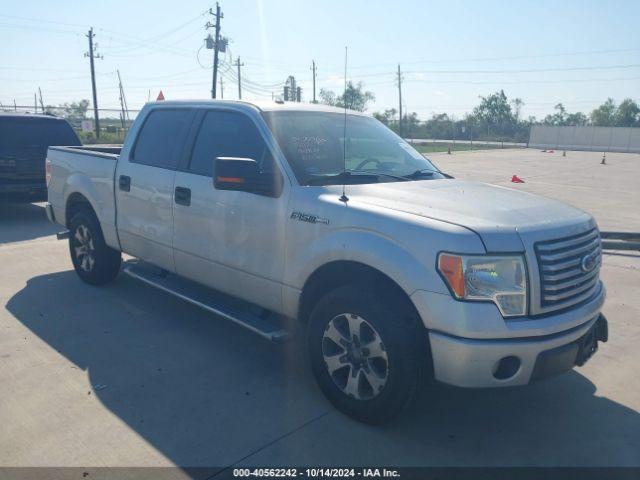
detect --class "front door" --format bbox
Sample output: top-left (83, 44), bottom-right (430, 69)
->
top-left (172, 108), bottom-right (289, 312)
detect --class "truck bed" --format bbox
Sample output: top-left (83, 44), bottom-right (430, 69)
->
top-left (46, 145), bottom-right (121, 248)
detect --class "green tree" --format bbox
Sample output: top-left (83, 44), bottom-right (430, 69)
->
top-left (511, 98), bottom-right (524, 122)
top-left (615, 98), bottom-right (640, 127)
top-left (590, 98), bottom-right (617, 126)
top-left (373, 108), bottom-right (397, 126)
top-left (402, 112), bottom-right (420, 137)
top-left (565, 112), bottom-right (588, 126)
top-left (318, 88), bottom-right (336, 107)
top-left (472, 90), bottom-right (514, 125)
top-left (471, 90), bottom-right (515, 137)
top-left (543, 103), bottom-right (567, 125)
top-left (320, 81), bottom-right (375, 112)
top-left (48, 100), bottom-right (90, 126)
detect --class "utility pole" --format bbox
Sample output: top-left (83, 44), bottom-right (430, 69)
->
top-left (34, 93), bottom-right (38, 114)
top-left (206, 3), bottom-right (223, 99)
top-left (233, 56), bottom-right (244, 99)
top-left (85, 28), bottom-right (103, 138)
top-left (311, 60), bottom-right (317, 103)
top-left (397, 64), bottom-right (403, 138)
top-left (117, 70), bottom-right (130, 130)
top-left (219, 76), bottom-right (224, 99)
top-left (38, 87), bottom-right (45, 113)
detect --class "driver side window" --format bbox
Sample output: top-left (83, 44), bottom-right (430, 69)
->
top-left (188, 110), bottom-right (275, 177)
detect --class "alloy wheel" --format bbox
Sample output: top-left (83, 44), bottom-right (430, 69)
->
top-left (322, 313), bottom-right (389, 400)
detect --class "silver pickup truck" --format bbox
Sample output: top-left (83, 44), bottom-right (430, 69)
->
top-left (46, 100), bottom-right (607, 423)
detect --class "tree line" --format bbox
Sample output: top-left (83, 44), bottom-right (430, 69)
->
top-left (319, 83), bottom-right (640, 142)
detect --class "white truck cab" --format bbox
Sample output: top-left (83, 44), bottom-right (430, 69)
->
top-left (46, 100), bottom-right (607, 423)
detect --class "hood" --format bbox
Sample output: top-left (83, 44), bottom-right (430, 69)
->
top-left (337, 179), bottom-right (592, 252)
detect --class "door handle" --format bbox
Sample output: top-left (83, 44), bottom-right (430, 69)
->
top-left (119, 175), bottom-right (131, 192)
top-left (174, 186), bottom-right (191, 206)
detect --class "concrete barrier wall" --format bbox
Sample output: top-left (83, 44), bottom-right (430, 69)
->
top-left (529, 125), bottom-right (640, 153)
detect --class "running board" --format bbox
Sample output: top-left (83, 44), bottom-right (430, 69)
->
top-left (123, 262), bottom-right (289, 343)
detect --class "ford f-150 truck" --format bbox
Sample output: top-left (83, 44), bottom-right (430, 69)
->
top-left (46, 100), bottom-right (607, 423)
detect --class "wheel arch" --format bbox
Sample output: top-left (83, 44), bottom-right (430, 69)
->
top-left (65, 191), bottom-right (96, 227)
top-left (298, 260), bottom-right (423, 330)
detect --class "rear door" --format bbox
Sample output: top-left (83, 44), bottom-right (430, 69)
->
top-left (115, 108), bottom-right (195, 272)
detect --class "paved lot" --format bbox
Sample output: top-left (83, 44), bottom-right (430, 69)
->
top-left (0, 149), bottom-right (639, 470)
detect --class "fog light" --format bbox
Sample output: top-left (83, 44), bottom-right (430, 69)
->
top-left (493, 356), bottom-right (521, 380)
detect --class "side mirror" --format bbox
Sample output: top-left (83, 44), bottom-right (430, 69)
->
top-left (213, 157), bottom-right (282, 197)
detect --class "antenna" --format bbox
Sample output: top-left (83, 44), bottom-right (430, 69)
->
top-left (339, 46), bottom-right (349, 203)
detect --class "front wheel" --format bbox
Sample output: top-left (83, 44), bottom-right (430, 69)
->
top-left (308, 284), bottom-right (426, 424)
top-left (68, 207), bottom-right (121, 285)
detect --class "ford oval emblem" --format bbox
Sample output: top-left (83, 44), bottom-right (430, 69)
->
top-left (581, 251), bottom-right (599, 273)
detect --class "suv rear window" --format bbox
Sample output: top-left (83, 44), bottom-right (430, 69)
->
top-left (132, 109), bottom-right (193, 170)
top-left (0, 117), bottom-right (81, 154)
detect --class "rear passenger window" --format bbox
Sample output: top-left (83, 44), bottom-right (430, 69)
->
top-left (188, 110), bottom-right (274, 177)
top-left (132, 109), bottom-right (192, 170)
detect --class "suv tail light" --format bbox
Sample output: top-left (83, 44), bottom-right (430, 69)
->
top-left (45, 159), bottom-right (52, 186)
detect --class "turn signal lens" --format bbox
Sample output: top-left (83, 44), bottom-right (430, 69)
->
top-left (217, 176), bottom-right (245, 183)
top-left (438, 254), bottom-right (465, 298)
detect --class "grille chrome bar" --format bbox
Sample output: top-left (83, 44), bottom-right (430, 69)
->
top-left (542, 257), bottom-right (601, 281)
top-left (540, 256), bottom-right (583, 272)
top-left (535, 228), bottom-right (601, 310)
top-left (538, 237), bottom-right (601, 262)
top-left (543, 267), bottom-right (600, 292)
top-left (536, 229), bottom-right (599, 252)
top-left (543, 275), bottom-right (600, 302)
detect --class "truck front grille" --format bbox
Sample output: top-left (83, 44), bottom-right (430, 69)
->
top-left (535, 228), bottom-right (601, 310)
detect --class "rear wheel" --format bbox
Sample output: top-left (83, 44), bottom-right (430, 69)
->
top-left (308, 283), bottom-right (426, 424)
top-left (68, 207), bottom-right (121, 285)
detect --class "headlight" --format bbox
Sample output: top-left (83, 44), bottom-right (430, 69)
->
top-left (437, 253), bottom-right (527, 317)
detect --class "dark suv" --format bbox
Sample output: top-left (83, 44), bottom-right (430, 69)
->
top-left (0, 113), bottom-right (81, 203)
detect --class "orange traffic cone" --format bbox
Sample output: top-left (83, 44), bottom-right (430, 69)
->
top-left (511, 175), bottom-right (525, 183)
top-left (156, 90), bottom-right (165, 101)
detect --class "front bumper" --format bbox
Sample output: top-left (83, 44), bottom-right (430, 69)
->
top-left (428, 314), bottom-right (608, 388)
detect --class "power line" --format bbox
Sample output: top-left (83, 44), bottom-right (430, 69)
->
top-left (388, 47), bottom-right (640, 67)
top-left (336, 63), bottom-right (640, 81)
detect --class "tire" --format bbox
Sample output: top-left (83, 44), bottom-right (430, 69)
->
top-left (68, 207), bottom-right (121, 285)
top-left (308, 283), bottom-right (426, 424)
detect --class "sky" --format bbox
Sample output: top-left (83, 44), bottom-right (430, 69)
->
top-left (1, 0), bottom-right (639, 120)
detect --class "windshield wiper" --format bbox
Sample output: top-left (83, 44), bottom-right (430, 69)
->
top-left (304, 171), bottom-right (379, 186)
top-left (350, 170), bottom-right (409, 182)
top-left (403, 169), bottom-right (438, 180)
top-left (305, 170), bottom-right (407, 186)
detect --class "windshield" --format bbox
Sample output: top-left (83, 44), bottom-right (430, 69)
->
top-left (263, 111), bottom-right (443, 185)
